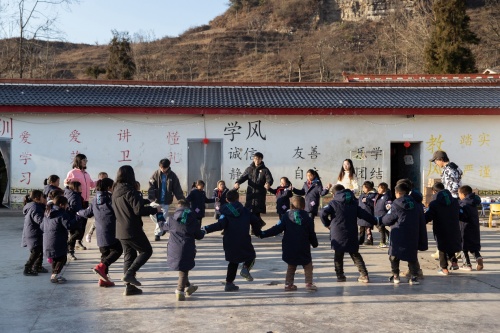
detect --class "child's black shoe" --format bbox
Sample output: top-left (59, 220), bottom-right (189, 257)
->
top-left (23, 266), bottom-right (38, 276)
top-left (224, 282), bottom-right (239, 292)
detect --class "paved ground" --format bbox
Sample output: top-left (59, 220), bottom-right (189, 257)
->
top-left (1, 209), bottom-right (500, 333)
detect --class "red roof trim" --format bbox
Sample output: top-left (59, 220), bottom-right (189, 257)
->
top-left (1, 105), bottom-right (499, 115)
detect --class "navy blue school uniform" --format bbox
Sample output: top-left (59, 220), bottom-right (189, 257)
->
top-left (425, 189), bottom-right (462, 254)
top-left (268, 186), bottom-right (293, 216)
top-left (22, 202), bottom-right (45, 250)
top-left (292, 179), bottom-right (329, 216)
top-left (64, 187), bottom-right (83, 220)
top-left (320, 189), bottom-right (377, 253)
top-left (358, 190), bottom-right (377, 227)
top-left (380, 195), bottom-right (428, 262)
top-left (43, 184), bottom-right (61, 197)
top-left (374, 190), bottom-right (392, 218)
top-left (78, 191), bottom-right (118, 248)
top-left (459, 193), bottom-right (482, 252)
top-left (213, 187), bottom-right (229, 218)
top-left (260, 209), bottom-right (318, 265)
top-left (162, 207), bottom-right (205, 271)
top-left (41, 206), bottom-right (76, 258)
top-left (186, 188), bottom-right (215, 220)
top-left (204, 201), bottom-right (262, 263)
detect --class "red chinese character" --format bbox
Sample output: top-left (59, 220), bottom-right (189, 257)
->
top-left (20, 152), bottom-right (32, 165)
top-left (19, 131), bottom-right (31, 144)
top-left (69, 130), bottom-right (81, 143)
top-left (167, 131), bottom-right (180, 145)
top-left (119, 150), bottom-right (132, 162)
top-left (168, 151), bottom-right (182, 163)
top-left (118, 129), bottom-right (132, 142)
top-left (0, 117), bottom-right (12, 138)
top-left (20, 172), bottom-right (31, 185)
top-left (70, 151), bottom-right (80, 162)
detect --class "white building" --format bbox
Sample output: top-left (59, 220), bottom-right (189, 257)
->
top-left (1, 75), bottom-right (499, 208)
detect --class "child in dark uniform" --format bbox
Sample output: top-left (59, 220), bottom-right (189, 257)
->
top-left (203, 190), bottom-right (262, 291)
top-left (458, 185), bottom-right (483, 271)
top-left (265, 177), bottom-right (293, 220)
top-left (259, 196), bottom-right (318, 291)
top-left (374, 182), bottom-right (392, 248)
top-left (292, 169), bottom-right (331, 221)
top-left (22, 190), bottom-right (47, 276)
top-left (186, 180), bottom-right (215, 225)
top-left (213, 180), bottom-right (229, 220)
top-left (43, 175), bottom-right (61, 197)
top-left (358, 181), bottom-right (377, 245)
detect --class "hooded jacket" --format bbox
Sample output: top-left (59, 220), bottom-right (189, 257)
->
top-left (22, 202), bottom-right (45, 249)
top-left (213, 187), bottom-right (229, 214)
top-left (374, 190), bottom-right (392, 218)
top-left (268, 186), bottom-right (293, 215)
top-left (357, 190), bottom-right (377, 227)
top-left (163, 207), bottom-right (205, 271)
top-left (381, 195), bottom-right (428, 261)
top-left (292, 179), bottom-right (329, 216)
top-left (41, 205), bottom-right (75, 258)
top-left (186, 188), bottom-right (215, 219)
top-left (235, 161), bottom-right (273, 214)
top-left (204, 201), bottom-right (262, 263)
top-left (320, 189), bottom-right (376, 253)
top-left (78, 191), bottom-right (118, 247)
top-left (260, 209), bottom-right (318, 265)
top-left (425, 189), bottom-right (462, 253)
top-left (458, 193), bottom-right (481, 252)
top-left (112, 183), bottom-right (157, 240)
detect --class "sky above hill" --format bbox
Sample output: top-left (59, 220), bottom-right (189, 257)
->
top-left (57, 0), bottom-right (229, 44)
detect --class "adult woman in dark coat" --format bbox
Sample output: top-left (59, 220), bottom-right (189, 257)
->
top-left (112, 165), bottom-right (160, 296)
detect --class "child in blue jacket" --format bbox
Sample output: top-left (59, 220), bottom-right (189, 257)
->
top-left (374, 182), bottom-right (392, 248)
top-left (458, 185), bottom-right (483, 271)
top-left (292, 169), bottom-right (331, 221)
top-left (265, 176), bottom-right (293, 220)
top-left (22, 190), bottom-right (47, 276)
top-left (358, 181), bottom-right (377, 245)
top-left (186, 180), bottom-right (215, 224)
top-left (213, 180), bottom-right (229, 220)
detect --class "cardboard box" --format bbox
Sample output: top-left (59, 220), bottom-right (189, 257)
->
top-left (423, 186), bottom-right (434, 196)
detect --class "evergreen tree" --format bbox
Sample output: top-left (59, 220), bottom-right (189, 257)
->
top-left (424, 0), bottom-right (479, 74)
top-left (106, 30), bottom-right (136, 80)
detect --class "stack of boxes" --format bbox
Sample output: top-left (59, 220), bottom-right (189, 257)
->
top-left (423, 178), bottom-right (441, 207)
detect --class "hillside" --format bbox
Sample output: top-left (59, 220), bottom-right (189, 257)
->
top-left (0, 0), bottom-right (498, 82)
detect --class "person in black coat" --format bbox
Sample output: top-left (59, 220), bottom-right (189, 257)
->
top-left (78, 178), bottom-right (123, 287)
top-left (186, 180), bottom-right (216, 224)
top-left (22, 190), bottom-right (47, 276)
top-left (64, 181), bottom-right (86, 258)
top-left (43, 175), bottom-right (61, 197)
top-left (203, 190), bottom-right (262, 292)
top-left (380, 183), bottom-right (428, 285)
top-left (112, 165), bottom-right (161, 296)
top-left (319, 185), bottom-right (376, 283)
top-left (292, 169), bottom-right (331, 221)
top-left (213, 180), bottom-right (229, 220)
top-left (457, 185), bottom-right (483, 271)
top-left (234, 152), bottom-right (273, 220)
top-left (374, 182), bottom-right (392, 247)
top-left (159, 200), bottom-right (205, 301)
top-left (425, 183), bottom-right (462, 275)
top-left (358, 181), bottom-right (377, 245)
top-left (260, 196), bottom-right (318, 291)
top-left (41, 196), bottom-right (76, 284)
top-left (265, 176), bottom-right (293, 220)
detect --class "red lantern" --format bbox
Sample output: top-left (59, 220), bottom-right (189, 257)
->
top-left (202, 138), bottom-right (209, 145)
top-left (403, 141), bottom-right (411, 148)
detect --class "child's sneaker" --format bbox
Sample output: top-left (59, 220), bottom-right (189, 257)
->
top-left (459, 265), bottom-right (472, 271)
top-left (240, 265), bottom-right (253, 281)
top-left (50, 274), bottom-right (66, 284)
top-left (123, 284), bottom-right (142, 296)
top-left (409, 276), bottom-right (419, 285)
top-left (284, 284), bottom-right (297, 291)
top-left (176, 290), bottom-right (186, 301)
top-left (85, 233), bottom-right (92, 243)
top-left (23, 266), bottom-right (38, 276)
top-left (437, 268), bottom-right (449, 275)
top-left (98, 279), bottom-right (115, 287)
top-left (336, 275), bottom-right (347, 282)
top-left (357, 275), bottom-right (369, 283)
top-left (476, 257), bottom-right (484, 271)
top-left (378, 242), bottom-right (388, 248)
top-left (389, 275), bottom-right (400, 284)
top-left (92, 263), bottom-right (109, 281)
top-left (431, 250), bottom-right (439, 259)
top-left (68, 253), bottom-right (77, 261)
top-left (305, 283), bottom-right (317, 291)
top-left (450, 262), bottom-right (459, 271)
top-left (185, 285), bottom-right (198, 296)
top-left (224, 282), bottom-right (239, 292)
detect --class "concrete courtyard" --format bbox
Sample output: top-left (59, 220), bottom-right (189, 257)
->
top-left (1, 209), bottom-right (500, 333)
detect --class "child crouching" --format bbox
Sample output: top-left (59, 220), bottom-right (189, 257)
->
top-left (259, 196), bottom-right (318, 291)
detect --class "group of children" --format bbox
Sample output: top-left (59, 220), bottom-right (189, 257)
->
top-left (21, 169), bottom-right (485, 300)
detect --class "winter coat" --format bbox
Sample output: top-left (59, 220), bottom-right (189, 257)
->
top-left (213, 187), bottom-right (229, 214)
top-left (43, 184), bottom-right (61, 197)
top-left (112, 183), bottom-right (157, 240)
top-left (381, 195), bottom-right (428, 262)
top-left (374, 190), bottom-right (392, 218)
top-left (65, 168), bottom-right (95, 202)
top-left (268, 186), bottom-right (293, 215)
top-left (78, 191), bottom-right (118, 248)
top-left (148, 169), bottom-right (185, 205)
top-left (292, 179), bottom-right (329, 216)
top-left (441, 162), bottom-right (463, 198)
top-left (41, 205), bottom-right (75, 258)
top-left (357, 190), bottom-right (377, 227)
top-left (186, 188), bottom-right (215, 219)
top-left (459, 193), bottom-right (481, 252)
top-left (260, 209), bottom-right (318, 265)
top-left (204, 201), bottom-right (262, 263)
top-left (320, 189), bottom-right (377, 253)
top-left (22, 202), bottom-right (45, 250)
top-left (64, 187), bottom-right (84, 230)
top-left (162, 207), bottom-right (205, 271)
top-left (425, 189), bottom-right (462, 253)
top-left (235, 162), bottom-right (273, 214)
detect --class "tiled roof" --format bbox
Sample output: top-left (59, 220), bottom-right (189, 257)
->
top-left (0, 82), bottom-right (498, 110)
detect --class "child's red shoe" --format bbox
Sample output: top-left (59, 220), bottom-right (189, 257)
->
top-left (98, 279), bottom-right (115, 287)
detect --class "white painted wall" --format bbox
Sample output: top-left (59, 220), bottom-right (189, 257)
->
top-left (2, 112), bottom-right (498, 204)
